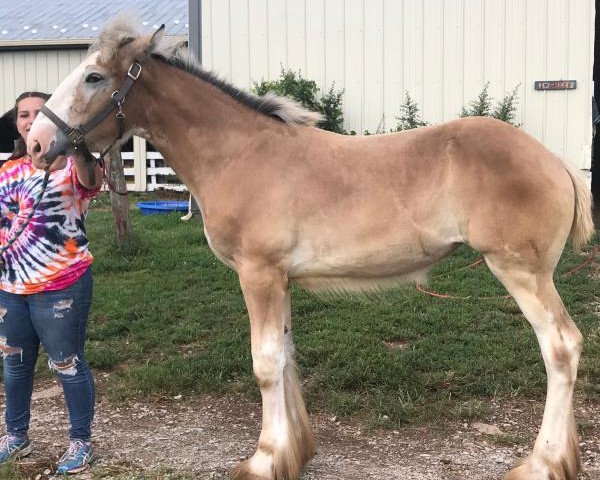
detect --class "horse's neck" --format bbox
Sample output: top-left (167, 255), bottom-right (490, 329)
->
top-left (136, 61), bottom-right (278, 187)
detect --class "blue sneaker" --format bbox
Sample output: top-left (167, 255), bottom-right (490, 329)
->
top-left (56, 439), bottom-right (95, 474)
top-left (0, 434), bottom-right (32, 463)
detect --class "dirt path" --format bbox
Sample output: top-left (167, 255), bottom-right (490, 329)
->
top-left (7, 380), bottom-right (600, 479)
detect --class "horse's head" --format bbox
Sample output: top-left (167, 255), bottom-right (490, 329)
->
top-left (27, 18), bottom-right (166, 170)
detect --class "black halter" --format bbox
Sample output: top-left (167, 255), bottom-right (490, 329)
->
top-left (40, 61), bottom-right (143, 183)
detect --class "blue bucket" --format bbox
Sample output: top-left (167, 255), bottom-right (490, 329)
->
top-left (136, 200), bottom-right (189, 215)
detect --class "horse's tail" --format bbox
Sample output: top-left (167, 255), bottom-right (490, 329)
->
top-left (562, 159), bottom-right (595, 251)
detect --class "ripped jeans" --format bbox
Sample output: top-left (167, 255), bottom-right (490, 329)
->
top-left (0, 268), bottom-right (95, 441)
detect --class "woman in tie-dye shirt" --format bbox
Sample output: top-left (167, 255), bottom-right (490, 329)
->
top-left (0, 92), bottom-right (103, 474)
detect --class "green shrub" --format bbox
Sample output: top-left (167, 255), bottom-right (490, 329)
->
top-left (460, 82), bottom-right (494, 118)
top-left (492, 85), bottom-right (521, 126)
top-left (393, 92), bottom-right (429, 131)
top-left (461, 82), bottom-right (521, 127)
top-left (391, 83), bottom-right (522, 132)
top-left (319, 85), bottom-right (345, 133)
top-left (253, 68), bottom-right (345, 133)
top-left (253, 70), bottom-right (521, 134)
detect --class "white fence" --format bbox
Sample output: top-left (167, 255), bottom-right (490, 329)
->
top-left (121, 151), bottom-right (184, 192)
top-left (0, 137), bottom-right (183, 192)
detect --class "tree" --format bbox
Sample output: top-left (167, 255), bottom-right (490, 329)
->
top-left (106, 145), bottom-right (133, 247)
top-left (393, 92), bottom-right (428, 131)
top-left (253, 68), bottom-right (346, 134)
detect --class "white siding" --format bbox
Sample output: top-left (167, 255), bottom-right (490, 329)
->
top-left (0, 0), bottom-right (593, 173)
top-left (0, 49), bottom-right (88, 114)
top-left (202, 0), bottom-right (594, 169)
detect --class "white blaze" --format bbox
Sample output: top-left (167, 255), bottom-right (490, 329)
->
top-left (28, 52), bottom-right (102, 151)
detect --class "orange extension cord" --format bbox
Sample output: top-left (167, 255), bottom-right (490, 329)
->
top-left (415, 245), bottom-right (600, 301)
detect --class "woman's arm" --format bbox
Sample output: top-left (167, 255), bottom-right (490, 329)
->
top-left (72, 154), bottom-right (104, 190)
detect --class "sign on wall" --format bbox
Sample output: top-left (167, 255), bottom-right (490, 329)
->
top-left (534, 80), bottom-right (577, 91)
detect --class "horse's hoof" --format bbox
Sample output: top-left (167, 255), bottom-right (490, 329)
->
top-left (230, 458), bottom-right (271, 480)
top-left (503, 455), bottom-right (579, 480)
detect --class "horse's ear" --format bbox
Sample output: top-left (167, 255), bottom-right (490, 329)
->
top-left (148, 24), bottom-right (166, 52)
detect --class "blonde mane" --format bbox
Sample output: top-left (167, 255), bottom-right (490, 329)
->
top-left (91, 16), bottom-right (324, 128)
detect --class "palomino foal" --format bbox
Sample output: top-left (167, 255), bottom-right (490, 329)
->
top-left (27, 20), bottom-right (594, 480)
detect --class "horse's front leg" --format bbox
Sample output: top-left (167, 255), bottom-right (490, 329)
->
top-left (231, 264), bottom-right (314, 480)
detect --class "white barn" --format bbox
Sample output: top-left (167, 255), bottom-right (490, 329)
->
top-left (201, 0), bottom-right (594, 172)
top-left (0, 0), bottom-right (187, 190)
top-left (0, 0), bottom-right (595, 190)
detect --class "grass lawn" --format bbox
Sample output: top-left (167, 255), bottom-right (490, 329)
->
top-left (0, 193), bottom-right (599, 480)
top-left (73, 193), bottom-right (600, 429)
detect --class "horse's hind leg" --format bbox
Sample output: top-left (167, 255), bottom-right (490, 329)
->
top-left (485, 255), bottom-right (582, 480)
top-left (231, 264), bottom-right (314, 480)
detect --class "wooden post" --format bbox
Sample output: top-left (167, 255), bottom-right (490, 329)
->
top-left (107, 144), bottom-right (133, 246)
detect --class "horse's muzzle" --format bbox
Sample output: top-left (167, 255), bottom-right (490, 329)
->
top-left (42, 130), bottom-right (70, 166)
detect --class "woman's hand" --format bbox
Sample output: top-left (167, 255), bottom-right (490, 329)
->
top-left (36, 154), bottom-right (67, 172)
top-left (73, 153), bottom-right (104, 189)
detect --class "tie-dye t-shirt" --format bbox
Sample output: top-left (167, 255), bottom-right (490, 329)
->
top-left (0, 156), bottom-right (98, 294)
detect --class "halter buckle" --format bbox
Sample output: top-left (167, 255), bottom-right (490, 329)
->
top-left (112, 92), bottom-right (125, 120)
top-left (67, 128), bottom-right (85, 145)
top-left (128, 62), bottom-right (142, 80)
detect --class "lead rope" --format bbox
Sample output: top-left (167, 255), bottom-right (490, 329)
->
top-left (0, 168), bottom-right (51, 272)
top-left (69, 95), bottom-right (128, 197)
top-left (101, 95), bottom-right (130, 196)
top-left (75, 141), bottom-right (129, 197)
top-left (97, 143), bottom-right (129, 196)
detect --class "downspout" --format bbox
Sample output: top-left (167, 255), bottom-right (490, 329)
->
top-left (182, 0), bottom-right (203, 221)
top-left (593, 0), bottom-right (600, 226)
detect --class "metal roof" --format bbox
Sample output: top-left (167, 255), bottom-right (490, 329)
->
top-left (0, 0), bottom-right (188, 43)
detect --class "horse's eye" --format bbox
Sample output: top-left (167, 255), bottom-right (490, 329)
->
top-left (85, 73), bottom-right (104, 84)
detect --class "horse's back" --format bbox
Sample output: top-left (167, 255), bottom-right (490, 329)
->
top-left (288, 117), bottom-right (580, 285)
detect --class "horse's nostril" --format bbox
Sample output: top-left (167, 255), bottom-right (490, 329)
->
top-left (33, 141), bottom-right (41, 154)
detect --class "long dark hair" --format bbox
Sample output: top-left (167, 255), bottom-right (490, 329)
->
top-left (9, 91), bottom-right (51, 160)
